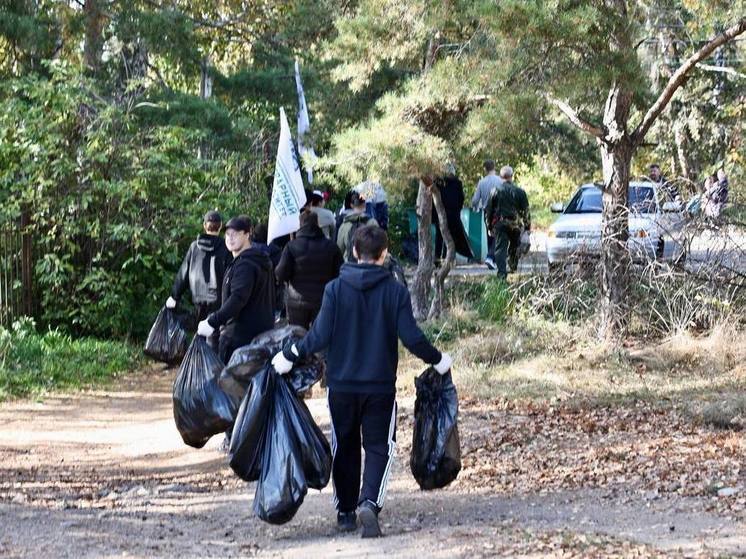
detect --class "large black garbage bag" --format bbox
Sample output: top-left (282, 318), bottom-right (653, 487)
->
top-left (219, 345), bottom-right (271, 402)
top-left (218, 325), bottom-right (324, 400)
top-left (282, 377), bottom-right (332, 490)
top-left (144, 307), bottom-right (188, 363)
top-left (253, 370), bottom-right (307, 525)
top-left (251, 324), bottom-right (307, 349)
top-left (228, 365), bottom-right (274, 481)
top-left (172, 336), bottom-right (237, 448)
top-left (410, 367), bottom-right (461, 490)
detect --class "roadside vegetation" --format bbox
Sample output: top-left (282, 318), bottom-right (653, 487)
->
top-left (0, 317), bottom-right (142, 402)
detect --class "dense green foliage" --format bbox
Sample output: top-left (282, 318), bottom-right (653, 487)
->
top-left (0, 317), bottom-right (141, 401)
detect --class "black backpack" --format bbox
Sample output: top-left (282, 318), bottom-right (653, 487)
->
top-left (345, 217), bottom-right (372, 262)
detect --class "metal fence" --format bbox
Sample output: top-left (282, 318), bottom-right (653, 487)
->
top-left (0, 214), bottom-right (34, 328)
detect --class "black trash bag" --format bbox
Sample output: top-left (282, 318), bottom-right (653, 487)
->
top-left (228, 365), bottom-right (274, 481)
top-left (410, 367), bottom-right (461, 490)
top-left (253, 370), bottom-right (307, 525)
top-left (287, 357), bottom-right (326, 397)
top-left (251, 324), bottom-right (307, 349)
top-left (219, 345), bottom-right (271, 402)
top-left (218, 325), bottom-right (324, 400)
top-left (172, 336), bottom-right (237, 449)
top-left (282, 378), bottom-right (332, 490)
top-left (144, 307), bottom-right (188, 363)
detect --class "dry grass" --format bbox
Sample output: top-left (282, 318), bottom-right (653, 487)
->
top-left (397, 315), bottom-right (746, 411)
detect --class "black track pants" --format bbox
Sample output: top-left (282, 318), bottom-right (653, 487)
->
top-left (327, 390), bottom-right (397, 513)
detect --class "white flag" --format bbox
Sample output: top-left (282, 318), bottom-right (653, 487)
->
top-left (294, 59), bottom-right (317, 184)
top-left (268, 107), bottom-right (307, 243)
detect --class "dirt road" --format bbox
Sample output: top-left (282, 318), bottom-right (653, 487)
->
top-left (0, 367), bottom-right (743, 558)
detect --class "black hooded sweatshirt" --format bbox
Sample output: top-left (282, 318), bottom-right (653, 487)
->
top-left (295, 263), bottom-right (441, 394)
top-left (171, 234), bottom-right (232, 305)
top-left (206, 246), bottom-right (275, 347)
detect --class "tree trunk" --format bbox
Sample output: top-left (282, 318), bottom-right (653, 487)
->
top-left (84, 0), bottom-right (105, 74)
top-left (597, 80), bottom-right (634, 340)
top-left (428, 183), bottom-right (456, 319)
top-left (598, 137), bottom-right (633, 340)
top-left (411, 179), bottom-right (434, 321)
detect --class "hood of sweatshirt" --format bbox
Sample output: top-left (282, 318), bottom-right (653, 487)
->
top-left (296, 224), bottom-right (324, 239)
top-left (339, 263), bottom-right (392, 291)
top-left (196, 233), bottom-right (223, 253)
top-left (237, 245), bottom-right (273, 273)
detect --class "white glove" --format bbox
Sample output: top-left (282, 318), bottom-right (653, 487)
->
top-left (197, 319), bottom-right (214, 338)
top-left (433, 352), bottom-right (453, 375)
top-left (271, 351), bottom-right (293, 375)
top-left (165, 296), bottom-right (177, 309)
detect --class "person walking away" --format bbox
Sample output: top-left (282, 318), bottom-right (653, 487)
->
top-left (703, 174), bottom-right (725, 222)
top-left (309, 190), bottom-right (337, 240)
top-left (252, 222), bottom-right (285, 321)
top-left (336, 191), bottom-right (356, 232)
top-left (167, 210), bottom-right (231, 350)
top-left (506, 168), bottom-right (531, 273)
top-left (471, 160), bottom-right (503, 269)
top-left (271, 225), bottom-right (452, 538)
top-left (485, 166), bottom-right (530, 279)
top-left (337, 192), bottom-right (377, 262)
top-left (432, 164), bottom-right (474, 262)
top-left (275, 210), bottom-right (343, 329)
top-left (196, 216), bottom-right (275, 364)
top-left (354, 180), bottom-right (389, 230)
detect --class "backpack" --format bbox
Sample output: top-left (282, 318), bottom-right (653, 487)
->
top-left (344, 217), bottom-right (372, 262)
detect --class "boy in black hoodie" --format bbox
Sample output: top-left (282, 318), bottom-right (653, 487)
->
top-left (272, 224), bottom-right (452, 538)
top-left (167, 210), bottom-right (232, 350)
top-left (197, 215), bottom-right (275, 364)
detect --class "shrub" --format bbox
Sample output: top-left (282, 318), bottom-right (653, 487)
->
top-left (0, 317), bottom-right (141, 401)
top-left (478, 277), bottom-right (513, 323)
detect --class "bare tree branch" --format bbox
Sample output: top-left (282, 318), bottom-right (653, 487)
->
top-left (547, 95), bottom-right (605, 138)
top-left (633, 17), bottom-right (746, 145)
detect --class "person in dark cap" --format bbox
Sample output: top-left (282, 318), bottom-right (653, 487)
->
top-left (196, 215), bottom-right (275, 364)
top-left (167, 210), bottom-right (232, 350)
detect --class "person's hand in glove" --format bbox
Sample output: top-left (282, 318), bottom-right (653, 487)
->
top-left (433, 352), bottom-right (453, 374)
top-left (271, 342), bottom-right (300, 375)
top-left (197, 319), bottom-right (214, 338)
top-left (165, 296), bottom-right (177, 309)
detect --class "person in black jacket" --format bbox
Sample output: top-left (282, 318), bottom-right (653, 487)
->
top-left (275, 211), bottom-right (343, 329)
top-left (166, 210), bottom-right (232, 349)
top-left (432, 166), bottom-right (474, 262)
top-left (252, 222), bottom-right (284, 320)
top-left (196, 215), bottom-right (275, 364)
top-left (272, 224), bottom-right (452, 538)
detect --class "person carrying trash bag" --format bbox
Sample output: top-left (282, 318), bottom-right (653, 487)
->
top-left (272, 224), bottom-right (452, 538)
top-left (166, 210), bottom-right (232, 350)
top-left (196, 215), bottom-right (275, 365)
top-left (143, 306), bottom-right (188, 364)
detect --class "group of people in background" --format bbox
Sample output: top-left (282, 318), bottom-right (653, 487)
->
top-left (472, 160), bottom-right (531, 278)
top-left (648, 163), bottom-right (730, 222)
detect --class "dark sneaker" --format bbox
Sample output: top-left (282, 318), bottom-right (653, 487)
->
top-left (337, 511), bottom-right (357, 532)
top-left (357, 500), bottom-right (382, 538)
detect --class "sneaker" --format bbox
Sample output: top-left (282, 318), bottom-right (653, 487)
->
top-left (357, 500), bottom-right (382, 538)
top-left (336, 511), bottom-right (357, 532)
top-left (484, 258), bottom-right (496, 270)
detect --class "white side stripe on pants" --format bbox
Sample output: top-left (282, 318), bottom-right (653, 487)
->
top-left (326, 389), bottom-right (339, 508)
top-left (376, 400), bottom-right (397, 508)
